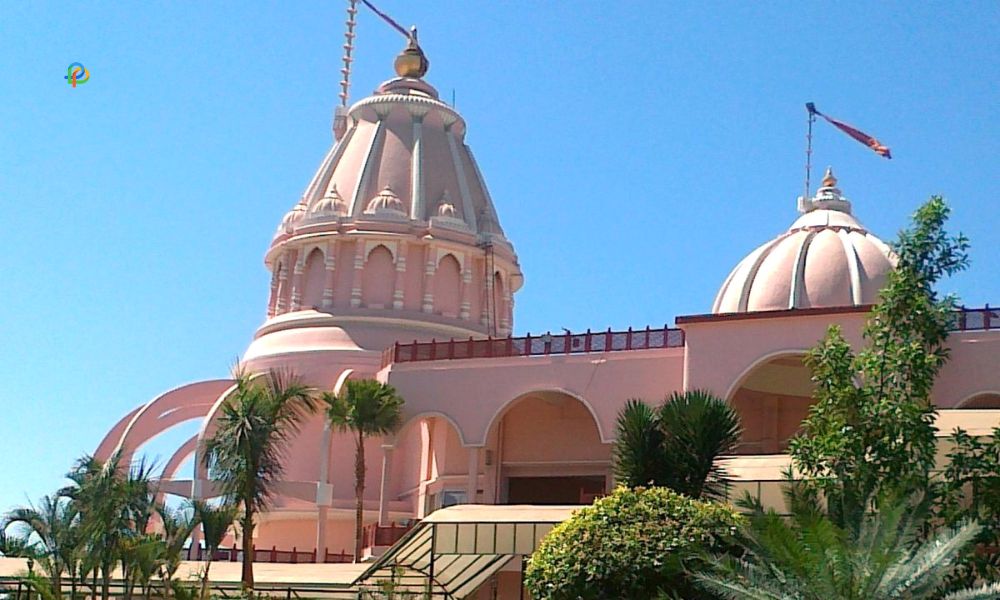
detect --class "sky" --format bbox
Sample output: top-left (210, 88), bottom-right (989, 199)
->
top-left (1, 1), bottom-right (998, 513)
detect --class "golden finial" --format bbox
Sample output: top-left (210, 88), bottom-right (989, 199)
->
top-left (821, 166), bottom-right (837, 189)
top-left (394, 27), bottom-right (429, 79)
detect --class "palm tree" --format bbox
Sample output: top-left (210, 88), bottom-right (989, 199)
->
top-left (612, 390), bottom-right (742, 500)
top-left (324, 379), bottom-right (404, 562)
top-left (201, 369), bottom-right (316, 589)
top-left (693, 492), bottom-right (1000, 600)
top-left (190, 500), bottom-right (236, 600)
top-left (156, 504), bottom-right (198, 599)
top-left (3, 494), bottom-right (79, 596)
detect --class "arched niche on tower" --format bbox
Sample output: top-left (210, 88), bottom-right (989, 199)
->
top-left (727, 353), bottom-right (816, 455)
top-left (434, 254), bottom-right (462, 318)
top-left (300, 247), bottom-right (326, 310)
top-left (362, 245), bottom-right (395, 309)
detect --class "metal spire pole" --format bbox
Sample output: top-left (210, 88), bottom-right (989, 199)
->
top-left (804, 103), bottom-right (816, 200)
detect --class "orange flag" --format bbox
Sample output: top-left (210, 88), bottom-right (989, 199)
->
top-left (807, 103), bottom-right (892, 159)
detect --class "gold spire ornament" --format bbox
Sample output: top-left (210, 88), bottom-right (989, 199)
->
top-left (821, 166), bottom-right (837, 189)
top-left (394, 27), bottom-right (429, 78)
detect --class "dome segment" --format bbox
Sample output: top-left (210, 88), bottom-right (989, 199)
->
top-left (712, 169), bottom-right (895, 314)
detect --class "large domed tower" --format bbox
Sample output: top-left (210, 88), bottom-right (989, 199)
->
top-left (712, 168), bottom-right (895, 314)
top-left (244, 40), bottom-right (522, 372)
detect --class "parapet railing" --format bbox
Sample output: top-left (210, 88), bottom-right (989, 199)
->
top-left (379, 306), bottom-right (997, 369)
top-left (381, 325), bottom-right (685, 368)
top-left (183, 544), bottom-right (353, 564)
top-left (954, 305), bottom-right (997, 332)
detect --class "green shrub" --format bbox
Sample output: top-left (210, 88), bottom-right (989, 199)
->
top-left (525, 486), bottom-right (744, 600)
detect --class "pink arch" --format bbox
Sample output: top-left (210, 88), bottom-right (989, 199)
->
top-left (162, 435), bottom-right (198, 481)
top-left (96, 380), bottom-right (233, 466)
top-left (94, 406), bottom-right (143, 462)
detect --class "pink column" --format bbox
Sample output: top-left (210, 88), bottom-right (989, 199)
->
top-left (465, 448), bottom-right (480, 504)
top-left (350, 244), bottom-right (365, 308)
top-left (322, 241), bottom-right (337, 308)
top-left (275, 251), bottom-right (291, 314)
top-left (421, 252), bottom-right (436, 313)
top-left (459, 263), bottom-right (473, 321)
top-left (266, 268), bottom-right (279, 318)
top-left (392, 244), bottom-right (407, 310)
top-left (290, 252), bottom-right (305, 312)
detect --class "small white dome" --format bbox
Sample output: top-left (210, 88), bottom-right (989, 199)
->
top-left (279, 199), bottom-right (308, 233)
top-left (713, 169), bottom-right (895, 314)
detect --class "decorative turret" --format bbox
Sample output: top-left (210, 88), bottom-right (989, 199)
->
top-left (246, 43), bottom-right (522, 365)
top-left (712, 169), bottom-right (895, 314)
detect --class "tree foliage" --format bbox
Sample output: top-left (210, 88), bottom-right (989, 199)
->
top-left (324, 379), bottom-right (404, 561)
top-left (789, 196), bottom-right (970, 521)
top-left (201, 368), bottom-right (316, 589)
top-left (694, 491), bottom-right (1000, 600)
top-left (525, 486), bottom-right (744, 600)
top-left (613, 391), bottom-right (742, 500)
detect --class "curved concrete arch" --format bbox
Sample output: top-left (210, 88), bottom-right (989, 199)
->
top-left (94, 405), bottom-right (144, 462)
top-left (161, 435), bottom-right (198, 481)
top-left (955, 390), bottom-right (1000, 409)
top-left (112, 380), bottom-right (233, 466)
top-left (392, 410), bottom-right (468, 448)
top-left (723, 349), bottom-right (812, 401)
top-left (481, 387), bottom-right (610, 446)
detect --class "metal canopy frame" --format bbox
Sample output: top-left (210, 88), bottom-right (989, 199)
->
top-left (356, 505), bottom-right (580, 599)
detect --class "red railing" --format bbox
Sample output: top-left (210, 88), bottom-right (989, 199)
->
top-left (363, 521), bottom-right (415, 549)
top-left (183, 544), bottom-right (353, 564)
top-left (954, 305), bottom-right (997, 332)
top-left (382, 326), bottom-right (685, 368)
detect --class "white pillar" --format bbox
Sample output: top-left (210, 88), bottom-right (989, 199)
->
top-left (378, 446), bottom-right (395, 525)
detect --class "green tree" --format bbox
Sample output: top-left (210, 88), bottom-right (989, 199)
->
top-left (789, 196), bottom-right (969, 523)
top-left (201, 369), bottom-right (316, 590)
top-left (525, 486), bottom-right (744, 600)
top-left (324, 379), bottom-right (404, 562)
top-left (191, 500), bottom-right (237, 600)
top-left (693, 491), bottom-right (1000, 600)
top-left (3, 494), bottom-right (79, 596)
top-left (613, 391), bottom-right (742, 500)
top-left (157, 504), bottom-right (198, 599)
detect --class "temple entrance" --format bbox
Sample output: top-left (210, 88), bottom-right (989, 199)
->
top-left (506, 475), bottom-right (606, 505)
top-left (487, 390), bottom-right (611, 504)
top-left (729, 354), bottom-right (815, 454)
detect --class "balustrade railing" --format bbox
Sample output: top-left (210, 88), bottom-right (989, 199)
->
top-left (183, 544), bottom-right (352, 564)
top-left (363, 521), bottom-right (415, 548)
top-left (382, 325), bottom-right (685, 367)
top-left (380, 306), bottom-right (998, 368)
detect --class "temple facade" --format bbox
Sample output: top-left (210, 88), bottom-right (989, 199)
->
top-left (92, 38), bottom-right (1000, 597)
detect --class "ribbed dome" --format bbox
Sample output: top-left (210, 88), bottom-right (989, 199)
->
top-left (713, 169), bottom-right (895, 314)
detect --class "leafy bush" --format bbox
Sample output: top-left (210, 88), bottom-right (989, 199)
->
top-left (525, 486), bottom-right (744, 600)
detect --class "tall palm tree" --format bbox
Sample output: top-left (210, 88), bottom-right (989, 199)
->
top-left (190, 500), bottom-right (236, 600)
top-left (201, 369), bottom-right (316, 589)
top-left (612, 390), bottom-right (742, 500)
top-left (157, 504), bottom-right (197, 599)
top-left (693, 493), bottom-right (1000, 599)
top-left (324, 379), bottom-right (404, 562)
top-left (3, 494), bottom-right (79, 596)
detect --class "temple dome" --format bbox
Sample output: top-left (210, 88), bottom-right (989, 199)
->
top-left (712, 168), bottom-right (895, 314)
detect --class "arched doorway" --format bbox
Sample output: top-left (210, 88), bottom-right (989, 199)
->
top-left (729, 354), bottom-right (815, 454)
top-left (958, 393), bottom-right (1000, 409)
top-left (487, 391), bottom-right (610, 504)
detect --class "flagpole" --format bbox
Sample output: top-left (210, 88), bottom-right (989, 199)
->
top-left (804, 103), bottom-right (816, 200)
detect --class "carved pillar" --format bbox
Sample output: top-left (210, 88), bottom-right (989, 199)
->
top-left (480, 269), bottom-right (493, 327)
top-left (459, 258), bottom-right (473, 320)
top-left (322, 241), bottom-right (337, 308)
top-left (392, 243), bottom-right (407, 310)
top-left (289, 250), bottom-right (305, 311)
top-left (378, 446), bottom-right (395, 525)
top-left (499, 286), bottom-right (511, 334)
top-left (350, 243), bottom-right (365, 308)
top-left (275, 252), bottom-right (291, 314)
top-left (266, 266), bottom-right (279, 318)
top-left (421, 250), bottom-right (436, 314)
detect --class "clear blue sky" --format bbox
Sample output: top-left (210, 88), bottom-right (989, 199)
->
top-left (1, 1), bottom-right (998, 512)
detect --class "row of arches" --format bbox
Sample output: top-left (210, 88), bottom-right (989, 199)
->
top-left (269, 244), bottom-right (511, 326)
